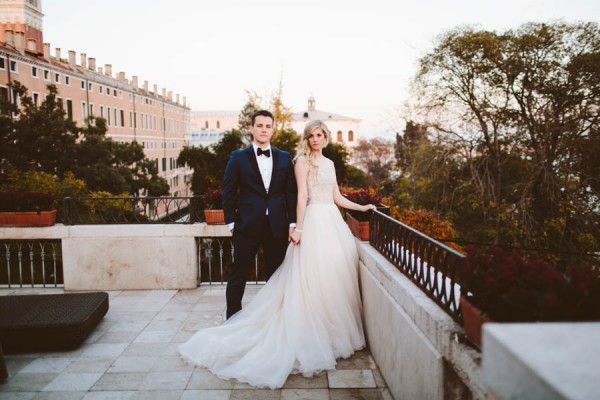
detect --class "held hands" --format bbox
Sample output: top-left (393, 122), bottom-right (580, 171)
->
top-left (291, 228), bottom-right (302, 245)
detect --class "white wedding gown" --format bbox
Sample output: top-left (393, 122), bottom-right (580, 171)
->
top-left (178, 157), bottom-right (365, 389)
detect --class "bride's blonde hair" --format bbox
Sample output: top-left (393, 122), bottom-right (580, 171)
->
top-left (294, 120), bottom-right (330, 171)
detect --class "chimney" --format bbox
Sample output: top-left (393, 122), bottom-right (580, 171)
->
top-left (68, 50), bottom-right (76, 66)
top-left (80, 53), bottom-right (87, 69)
top-left (105, 64), bottom-right (112, 77)
top-left (176, 94), bottom-right (180, 104)
top-left (162, 88), bottom-right (167, 98)
top-left (131, 75), bottom-right (138, 88)
top-left (43, 43), bottom-right (50, 59)
top-left (89, 57), bottom-right (96, 71)
top-left (153, 84), bottom-right (158, 95)
top-left (183, 96), bottom-right (187, 107)
top-left (143, 80), bottom-right (149, 91)
top-left (14, 32), bottom-right (25, 53)
top-left (98, 67), bottom-right (103, 75)
top-left (117, 72), bottom-right (126, 82)
top-left (55, 48), bottom-right (61, 61)
top-left (168, 91), bottom-right (173, 101)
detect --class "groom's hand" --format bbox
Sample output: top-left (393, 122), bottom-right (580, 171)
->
top-left (288, 227), bottom-right (295, 243)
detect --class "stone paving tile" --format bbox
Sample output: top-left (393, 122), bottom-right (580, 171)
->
top-left (107, 356), bottom-right (159, 373)
top-left (95, 331), bottom-right (139, 345)
top-left (41, 373), bottom-right (103, 392)
top-left (0, 392), bottom-right (37, 400)
top-left (120, 343), bottom-right (168, 357)
top-left (372, 369), bottom-right (387, 388)
top-left (282, 373), bottom-right (329, 389)
top-left (336, 350), bottom-right (377, 370)
top-left (328, 370), bottom-right (376, 389)
top-left (81, 392), bottom-right (133, 400)
top-left (329, 388), bottom-right (384, 400)
top-left (0, 373), bottom-right (59, 392)
top-left (149, 355), bottom-right (195, 372)
top-left (179, 390), bottom-right (232, 400)
top-left (187, 370), bottom-right (235, 390)
top-left (63, 358), bottom-right (113, 374)
top-left (129, 391), bottom-right (183, 400)
top-left (138, 371), bottom-right (192, 390)
top-left (20, 358), bottom-right (74, 374)
top-left (281, 388), bottom-right (330, 400)
top-left (230, 389), bottom-right (281, 400)
top-left (33, 391), bottom-right (87, 399)
top-left (4, 357), bottom-right (40, 375)
top-left (79, 344), bottom-right (128, 359)
top-left (90, 372), bottom-right (146, 391)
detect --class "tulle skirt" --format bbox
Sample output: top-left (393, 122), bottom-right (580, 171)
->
top-left (178, 203), bottom-right (365, 389)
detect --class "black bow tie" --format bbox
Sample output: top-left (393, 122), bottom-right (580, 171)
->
top-left (257, 148), bottom-right (271, 157)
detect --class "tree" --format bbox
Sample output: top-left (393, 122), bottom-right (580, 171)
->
top-left (353, 137), bottom-right (396, 189)
top-left (411, 21), bottom-right (600, 261)
top-left (395, 121), bottom-right (429, 170)
top-left (271, 128), bottom-right (301, 156)
top-left (0, 81), bottom-right (168, 197)
top-left (238, 90), bottom-right (261, 134)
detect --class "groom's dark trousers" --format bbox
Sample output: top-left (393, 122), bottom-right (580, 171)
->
top-left (222, 146), bottom-right (297, 319)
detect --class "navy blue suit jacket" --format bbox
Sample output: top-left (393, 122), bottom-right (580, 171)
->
top-left (222, 146), bottom-right (297, 238)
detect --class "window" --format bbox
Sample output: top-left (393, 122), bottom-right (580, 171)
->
top-left (65, 76), bottom-right (70, 86)
top-left (129, 111), bottom-right (133, 128)
top-left (81, 80), bottom-right (85, 90)
top-left (134, 112), bottom-right (137, 128)
top-left (337, 131), bottom-right (343, 142)
top-left (0, 58), bottom-right (5, 70)
top-left (217, 120), bottom-right (220, 129)
top-left (348, 130), bottom-right (354, 142)
top-left (56, 97), bottom-right (63, 110)
top-left (89, 103), bottom-right (94, 116)
top-left (32, 92), bottom-right (39, 106)
top-left (114, 89), bottom-right (117, 97)
top-left (31, 66), bottom-right (38, 78)
top-left (88, 83), bottom-right (93, 91)
top-left (107, 107), bottom-right (111, 126)
top-left (114, 109), bottom-right (117, 127)
top-left (43, 70), bottom-right (49, 81)
top-left (120, 110), bottom-right (125, 127)
top-left (99, 86), bottom-right (103, 94)
top-left (162, 158), bottom-right (167, 172)
top-left (9, 60), bottom-right (17, 73)
top-left (81, 102), bottom-right (87, 123)
top-left (66, 99), bottom-right (73, 120)
top-left (100, 105), bottom-right (104, 119)
top-left (55, 73), bottom-right (61, 84)
top-left (205, 121), bottom-right (208, 129)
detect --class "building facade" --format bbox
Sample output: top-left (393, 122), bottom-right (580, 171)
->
top-left (0, 0), bottom-right (192, 196)
top-left (191, 97), bottom-right (361, 151)
top-left (290, 96), bottom-right (361, 149)
top-left (190, 110), bottom-right (238, 147)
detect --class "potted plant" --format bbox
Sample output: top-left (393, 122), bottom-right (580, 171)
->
top-left (203, 187), bottom-right (225, 224)
top-left (0, 191), bottom-right (58, 226)
top-left (458, 246), bottom-right (600, 349)
top-left (342, 188), bottom-right (388, 240)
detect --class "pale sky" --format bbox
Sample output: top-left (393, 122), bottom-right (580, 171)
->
top-left (42, 0), bottom-right (599, 138)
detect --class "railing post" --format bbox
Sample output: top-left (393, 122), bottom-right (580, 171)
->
top-left (63, 197), bottom-right (72, 225)
top-left (189, 196), bottom-right (202, 223)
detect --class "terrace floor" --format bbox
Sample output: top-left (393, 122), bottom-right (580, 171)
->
top-left (0, 287), bottom-right (392, 400)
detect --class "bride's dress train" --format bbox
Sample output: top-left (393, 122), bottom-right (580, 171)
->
top-left (178, 157), bottom-right (365, 389)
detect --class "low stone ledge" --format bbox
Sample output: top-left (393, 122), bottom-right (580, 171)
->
top-left (358, 242), bottom-right (485, 400)
top-left (483, 323), bottom-right (600, 400)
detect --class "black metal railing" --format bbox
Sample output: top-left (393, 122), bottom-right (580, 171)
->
top-left (0, 240), bottom-right (63, 288)
top-left (196, 237), bottom-right (265, 285)
top-left (369, 210), bottom-right (465, 322)
top-left (63, 196), bottom-right (205, 224)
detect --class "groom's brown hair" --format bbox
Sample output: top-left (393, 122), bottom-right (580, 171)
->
top-left (251, 110), bottom-right (274, 126)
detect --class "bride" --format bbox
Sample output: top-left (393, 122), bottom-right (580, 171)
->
top-left (178, 120), bottom-right (376, 389)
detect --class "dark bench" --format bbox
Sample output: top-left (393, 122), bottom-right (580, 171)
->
top-left (0, 292), bottom-right (109, 354)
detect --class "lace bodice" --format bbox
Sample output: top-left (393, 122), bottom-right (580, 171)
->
top-left (307, 157), bottom-right (336, 205)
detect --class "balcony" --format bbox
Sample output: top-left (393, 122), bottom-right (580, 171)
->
top-left (1, 213), bottom-right (598, 399)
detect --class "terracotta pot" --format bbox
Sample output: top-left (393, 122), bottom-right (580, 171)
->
top-left (204, 209), bottom-right (225, 224)
top-left (347, 213), bottom-right (369, 241)
top-left (460, 295), bottom-right (493, 349)
top-left (0, 210), bottom-right (57, 227)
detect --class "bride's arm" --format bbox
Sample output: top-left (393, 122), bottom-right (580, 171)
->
top-left (291, 157), bottom-right (310, 243)
top-left (333, 182), bottom-right (376, 212)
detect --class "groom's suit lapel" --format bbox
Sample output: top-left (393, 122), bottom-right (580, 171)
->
top-left (268, 149), bottom-right (279, 193)
top-left (245, 146), bottom-right (266, 193)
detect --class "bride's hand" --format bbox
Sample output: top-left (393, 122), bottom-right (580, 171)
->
top-left (291, 229), bottom-right (302, 245)
top-left (361, 204), bottom-right (377, 212)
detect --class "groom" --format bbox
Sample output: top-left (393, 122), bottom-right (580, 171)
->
top-left (222, 110), bottom-right (297, 319)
